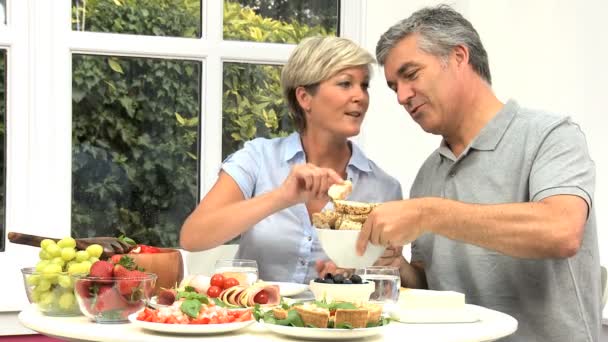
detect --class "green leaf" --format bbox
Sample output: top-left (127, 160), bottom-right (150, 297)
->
top-left (175, 112), bottom-right (186, 126)
top-left (180, 299), bottom-right (201, 318)
top-left (108, 58), bottom-right (124, 74)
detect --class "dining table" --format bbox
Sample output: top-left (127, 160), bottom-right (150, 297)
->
top-left (19, 300), bottom-right (517, 342)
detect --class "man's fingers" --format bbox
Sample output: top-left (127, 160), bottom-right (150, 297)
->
top-left (357, 219), bottom-right (373, 256)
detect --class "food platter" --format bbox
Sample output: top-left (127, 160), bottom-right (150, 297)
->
top-left (262, 322), bottom-right (387, 340)
top-left (127, 312), bottom-right (255, 334)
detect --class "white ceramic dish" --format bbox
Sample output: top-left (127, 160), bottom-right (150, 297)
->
top-left (308, 280), bottom-right (375, 302)
top-left (315, 228), bottom-right (385, 269)
top-left (262, 322), bottom-right (386, 340)
top-left (265, 281), bottom-right (309, 297)
top-left (127, 312), bottom-right (254, 334)
top-left (387, 304), bottom-right (480, 323)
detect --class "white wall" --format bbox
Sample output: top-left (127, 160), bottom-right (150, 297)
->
top-left (361, 0), bottom-right (608, 265)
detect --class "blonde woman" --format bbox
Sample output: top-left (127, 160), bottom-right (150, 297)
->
top-left (180, 36), bottom-right (402, 283)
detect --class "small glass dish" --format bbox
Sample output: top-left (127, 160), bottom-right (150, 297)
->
top-left (21, 267), bottom-right (82, 316)
top-left (72, 272), bottom-right (157, 323)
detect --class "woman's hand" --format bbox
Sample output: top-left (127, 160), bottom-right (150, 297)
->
top-left (315, 260), bottom-right (354, 278)
top-left (277, 163), bottom-right (343, 206)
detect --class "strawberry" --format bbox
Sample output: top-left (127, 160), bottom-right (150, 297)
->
top-left (110, 254), bottom-right (123, 264)
top-left (75, 278), bottom-right (96, 299)
top-left (93, 285), bottom-right (127, 313)
top-left (113, 264), bottom-right (146, 300)
top-left (89, 260), bottom-right (114, 278)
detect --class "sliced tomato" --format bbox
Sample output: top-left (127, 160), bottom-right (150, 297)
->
top-left (253, 290), bottom-right (269, 304)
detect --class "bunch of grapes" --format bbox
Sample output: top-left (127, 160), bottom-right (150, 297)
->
top-left (24, 237), bottom-right (103, 315)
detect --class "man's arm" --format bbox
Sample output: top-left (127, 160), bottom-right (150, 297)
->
top-left (358, 194), bottom-right (588, 259)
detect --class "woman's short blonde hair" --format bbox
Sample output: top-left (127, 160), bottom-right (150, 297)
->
top-left (281, 36), bottom-right (375, 132)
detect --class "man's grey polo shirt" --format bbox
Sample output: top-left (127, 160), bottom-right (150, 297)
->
top-left (410, 100), bottom-right (600, 342)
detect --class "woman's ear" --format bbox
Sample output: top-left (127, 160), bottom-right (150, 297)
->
top-left (295, 86), bottom-right (312, 113)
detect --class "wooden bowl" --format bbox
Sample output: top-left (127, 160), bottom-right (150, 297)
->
top-left (127, 248), bottom-right (183, 294)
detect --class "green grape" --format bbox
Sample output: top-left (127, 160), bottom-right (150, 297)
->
top-left (60, 248), bottom-right (76, 262)
top-left (38, 291), bottom-right (55, 309)
top-left (88, 257), bottom-right (99, 264)
top-left (57, 237), bottom-right (76, 249)
top-left (57, 274), bottom-right (72, 289)
top-left (38, 249), bottom-right (51, 260)
top-left (45, 244), bottom-right (61, 258)
top-left (35, 260), bottom-right (50, 272)
top-left (40, 239), bottom-right (55, 249)
top-left (36, 279), bottom-right (52, 292)
top-left (42, 264), bottom-right (62, 282)
top-left (67, 262), bottom-right (88, 275)
top-left (50, 257), bottom-right (66, 267)
top-left (75, 250), bottom-right (89, 262)
top-left (30, 289), bottom-right (42, 302)
top-left (58, 292), bottom-right (76, 310)
top-left (26, 274), bottom-right (41, 286)
top-left (80, 260), bottom-right (93, 273)
top-left (85, 244), bottom-right (103, 258)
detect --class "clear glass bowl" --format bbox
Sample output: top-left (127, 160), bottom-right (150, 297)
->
top-left (21, 267), bottom-right (82, 316)
top-left (72, 272), bottom-right (157, 323)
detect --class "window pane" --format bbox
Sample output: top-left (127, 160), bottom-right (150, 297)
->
top-left (0, 50), bottom-right (5, 251)
top-left (224, 0), bottom-right (339, 43)
top-left (222, 62), bottom-right (293, 160)
top-left (72, 55), bottom-right (201, 247)
top-left (0, 0), bottom-right (6, 25)
top-left (72, 0), bottom-right (201, 38)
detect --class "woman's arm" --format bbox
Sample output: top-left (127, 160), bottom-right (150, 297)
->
top-left (180, 164), bottom-right (344, 251)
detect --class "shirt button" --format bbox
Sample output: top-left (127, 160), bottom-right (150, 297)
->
top-left (448, 171), bottom-right (456, 177)
top-left (300, 260), bottom-right (306, 266)
top-left (307, 236), bottom-right (312, 241)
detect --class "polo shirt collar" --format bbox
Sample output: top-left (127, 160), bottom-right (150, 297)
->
top-left (283, 132), bottom-right (372, 173)
top-left (469, 99), bottom-right (518, 151)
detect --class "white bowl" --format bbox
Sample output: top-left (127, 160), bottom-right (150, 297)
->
top-left (309, 279), bottom-right (375, 302)
top-left (315, 228), bottom-right (385, 269)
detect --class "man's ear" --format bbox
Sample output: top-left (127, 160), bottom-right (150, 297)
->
top-left (295, 86), bottom-right (312, 113)
top-left (452, 44), bottom-right (470, 68)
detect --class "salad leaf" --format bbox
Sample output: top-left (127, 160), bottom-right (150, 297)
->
top-left (176, 289), bottom-right (209, 304)
top-left (180, 299), bottom-right (201, 318)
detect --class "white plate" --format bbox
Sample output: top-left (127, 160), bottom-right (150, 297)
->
top-left (127, 312), bottom-right (255, 334)
top-left (262, 323), bottom-right (386, 340)
top-left (265, 281), bottom-right (309, 297)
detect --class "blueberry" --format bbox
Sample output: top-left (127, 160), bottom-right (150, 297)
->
top-left (350, 274), bottom-right (363, 284)
top-left (324, 278), bottom-right (334, 284)
top-left (333, 274), bottom-right (345, 284)
top-left (343, 279), bottom-right (352, 284)
top-left (314, 278), bottom-right (325, 283)
top-left (324, 273), bottom-right (333, 280)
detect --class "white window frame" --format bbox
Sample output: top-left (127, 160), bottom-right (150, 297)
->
top-left (0, 0), bottom-right (367, 319)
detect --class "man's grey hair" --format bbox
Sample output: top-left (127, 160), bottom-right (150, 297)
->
top-left (376, 4), bottom-right (491, 84)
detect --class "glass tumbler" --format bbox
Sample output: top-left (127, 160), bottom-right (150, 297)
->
top-left (214, 259), bottom-right (259, 286)
top-left (355, 266), bottom-right (401, 303)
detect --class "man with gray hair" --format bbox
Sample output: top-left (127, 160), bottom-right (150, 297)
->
top-left (356, 5), bottom-right (600, 341)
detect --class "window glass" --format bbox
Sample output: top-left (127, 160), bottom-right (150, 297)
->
top-left (222, 63), bottom-right (292, 160)
top-left (224, 0), bottom-right (339, 43)
top-left (0, 50), bottom-right (5, 251)
top-left (72, 54), bottom-right (201, 247)
top-left (72, 0), bottom-right (201, 38)
top-left (0, 0), bottom-right (6, 25)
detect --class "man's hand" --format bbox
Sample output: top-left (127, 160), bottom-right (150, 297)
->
top-left (356, 200), bottom-right (426, 255)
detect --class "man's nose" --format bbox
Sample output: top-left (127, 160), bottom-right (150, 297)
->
top-left (397, 84), bottom-right (414, 106)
